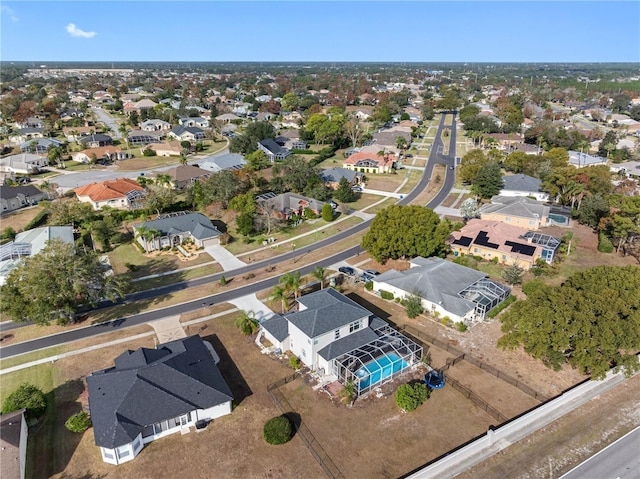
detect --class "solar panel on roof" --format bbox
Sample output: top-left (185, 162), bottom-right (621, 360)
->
top-left (473, 231), bottom-right (500, 249)
top-left (453, 236), bottom-right (473, 247)
top-left (505, 241), bottom-right (536, 256)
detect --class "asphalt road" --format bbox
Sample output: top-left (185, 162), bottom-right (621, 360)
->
top-left (559, 426), bottom-right (640, 479)
top-left (91, 106), bottom-right (122, 139)
top-left (0, 112), bottom-right (458, 357)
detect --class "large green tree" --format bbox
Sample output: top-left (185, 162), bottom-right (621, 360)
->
top-left (459, 149), bottom-right (490, 184)
top-left (471, 163), bottom-right (503, 199)
top-left (0, 239), bottom-right (127, 325)
top-left (498, 266), bottom-right (640, 379)
top-left (361, 205), bottom-right (450, 262)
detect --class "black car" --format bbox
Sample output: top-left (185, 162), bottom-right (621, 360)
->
top-left (338, 266), bottom-right (356, 276)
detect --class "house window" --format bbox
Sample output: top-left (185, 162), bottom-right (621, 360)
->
top-left (133, 436), bottom-right (142, 451)
top-left (313, 338), bottom-right (318, 345)
top-left (529, 220), bottom-right (535, 225)
top-left (473, 248), bottom-right (479, 253)
top-left (502, 255), bottom-right (507, 260)
top-left (307, 338), bottom-right (311, 344)
top-left (103, 450), bottom-right (114, 459)
top-left (349, 320), bottom-right (361, 333)
top-left (334, 329), bottom-right (341, 340)
top-left (301, 349), bottom-right (306, 358)
top-left (505, 217), bottom-right (511, 222)
top-left (116, 445), bottom-right (130, 459)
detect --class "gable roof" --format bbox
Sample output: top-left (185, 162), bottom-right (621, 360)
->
top-left (344, 151), bottom-right (396, 168)
top-left (75, 178), bottom-right (144, 202)
top-left (170, 125), bottom-right (204, 137)
top-left (198, 153), bottom-right (246, 172)
top-left (258, 138), bottom-right (288, 156)
top-left (87, 335), bottom-right (233, 449)
top-left (285, 288), bottom-right (370, 338)
top-left (14, 226), bottom-right (75, 255)
top-left (79, 134), bottom-right (113, 145)
top-left (0, 184), bottom-right (44, 200)
top-left (161, 165), bottom-right (210, 183)
top-left (375, 257), bottom-right (486, 317)
top-left (0, 410), bottom-right (25, 479)
top-left (480, 195), bottom-right (549, 220)
top-left (319, 167), bottom-right (360, 184)
top-left (135, 212), bottom-right (220, 240)
top-left (259, 192), bottom-right (326, 215)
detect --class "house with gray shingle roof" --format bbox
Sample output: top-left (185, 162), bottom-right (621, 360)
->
top-left (256, 192), bottom-right (326, 221)
top-left (319, 167), bottom-right (363, 189)
top-left (198, 153), bottom-right (246, 173)
top-left (133, 212), bottom-right (221, 252)
top-left (1, 184), bottom-right (49, 213)
top-left (480, 195), bottom-right (551, 230)
top-left (500, 174), bottom-right (549, 201)
top-left (373, 257), bottom-right (511, 323)
top-left (169, 126), bottom-right (206, 142)
top-left (87, 335), bottom-right (233, 465)
top-left (259, 289), bottom-right (422, 397)
top-left (257, 138), bottom-right (290, 161)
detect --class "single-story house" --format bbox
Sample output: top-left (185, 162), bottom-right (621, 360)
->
top-left (123, 98), bottom-right (158, 115)
top-left (1, 184), bottom-right (49, 213)
top-left (343, 151), bottom-right (396, 174)
top-left (179, 117), bottom-right (209, 128)
top-left (610, 160), bottom-right (640, 179)
top-left (319, 167), bottom-right (363, 189)
top-left (79, 134), bottom-right (113, 149)
top-left (169, 126), bottom-right (206, 142)
top-left (500, 174), bottom-right (549, 202)
top-left (257, 139), bottom-right (290, 161)
top-left (87, 335), bottom-right (233, 465)
top-left (0, 409), bottom-right (28, 479)
top-left (256, 192), bottom-right (326, 220)
top-left (75, 178), bottom-right (146, 210)
top-left (479, 195), bottom-right (551, 230)
top-left (134, 212), bottom-right (221, 252)
top-left (127, 130), bottom-right (164, 146)
top-left (275, 130), bottom-right (307, 150)
top-left (447, 219), bottom-right (560, 270)
top-left (11, 128), bottom-right (44, 144)
top-left (144, 141), bottom-right (183, 157)
top-left (345, 106), bottom-right (373, 120)
top-left (373, 257), bottom-right (511, 323)
top-left (0, 226), bottom-right (75, 285)
top-left (62, 126), bottom-right (94, 142)
top-left (20, 138), bottom-right (63, 155)
top-left (0, 153), bottom-right (49, 175)
top-left (197, 153), bottom-right (246, 173)
top-left (140, 119), bottom-right (171, 132)
top-left (486, 133), bottom-right (523, 150)
top-left (158, 165), bottom-right (211, 189)
top-left (72, 146), bottom-right (130, 164)
top-left (371, 129), bottom-right (411, 151)
top-left (259, 289), bottom-right (422, 396)
top-left (215, 113), bottom-right (241, 123)
top-left (17, 117), bottom-right (44, 129)
top-left (568, 151), bottom-right (607, 168)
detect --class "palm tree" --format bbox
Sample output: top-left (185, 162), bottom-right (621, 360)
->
top-left (269, 285), bottom-right (290, 313)
top-left (311, 266), bottom-right (326, 290)
top-left (279, 271), bottom-right (302, 300)
top-left (234, 310), bottom-right (259, 336)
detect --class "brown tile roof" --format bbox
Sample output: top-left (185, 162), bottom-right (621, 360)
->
top-left (148, 140), bottom-right (182, 152)
top-left (163, 165), bottom-right (211, 182)
top-left (77, 146), bottom-right (122, 158)
top-left (344, 151), bottom-right (396, 168)
top-left (75, 177), bottom-right (144, 202)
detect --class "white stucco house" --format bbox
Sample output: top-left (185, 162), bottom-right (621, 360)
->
top-left (373, 257), bottom-right (511, 324)
top-left (87, 335), bottom-right (233, 465)
top-left (500, 174), bottom-right (549, 202)
top-left (259, 289), bottom-right (422, 396)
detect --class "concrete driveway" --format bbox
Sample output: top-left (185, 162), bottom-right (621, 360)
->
top-left (227, 294), bottom-right (275, 322)
top-left (204, 245), bottom-right (246, 271)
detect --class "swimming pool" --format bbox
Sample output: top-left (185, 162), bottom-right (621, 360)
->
top-left (355, 353), bottom-right (408, 390)
top-left (549, 213), bottom-right (569, 225)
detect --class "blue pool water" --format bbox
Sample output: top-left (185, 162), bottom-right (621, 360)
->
top-left (356, 353), bottom-right (408, 390)
top-left (549, 213), bottom-right (568, 225)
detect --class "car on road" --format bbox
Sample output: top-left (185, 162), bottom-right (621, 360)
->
top-left (449, 165), bottom-right (454, 170)
top-left (404, 153), bottom-right (413, 158)
top-left (351, 186), bottom-right (363, 192)
top-left (339, 266), bottom-right (356, 276)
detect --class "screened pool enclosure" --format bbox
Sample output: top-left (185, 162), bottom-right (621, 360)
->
top-left (332, 325), bottom-right (423, 397)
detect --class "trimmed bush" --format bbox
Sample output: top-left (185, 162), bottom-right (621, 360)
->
top-left (380, 290), bottom-right (394, 300)
top-left (289, 356), bottom-right (301, 370)
top-left (457, 322), bottom-right (468, 332)
top-left (597, 232), bottom-right (614, 253)
top-left (487, 295), bottom-right (517, 319)
top-left (364, 281), bottom-right (373, 291)
top-left (2, 383), bottom-right (47, 421)
top-left (395, 382), bottom-right (429, 412)
top-left (24, 209), bottom-right (49, 230)
top-left (65, 411), bottom-right (92, 433)
top-left (263, 416), bottom-right (292, 445)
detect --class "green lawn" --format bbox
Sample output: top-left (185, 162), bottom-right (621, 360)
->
top-left (0, 363), bottom-right (57, 406)
top-left (0, 346), bottom-right (66, 371)
top-left (106, 242), bottom-right (213, 277)
top-left (129, 264), bottom-right (221, 292)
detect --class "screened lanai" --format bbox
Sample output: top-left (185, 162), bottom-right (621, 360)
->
top-left (332, 325), bottom-right (422, 397)
top-left (522, 231), bottom-right (561, 263)
top-left (459, 278), bottom-right (511, 319)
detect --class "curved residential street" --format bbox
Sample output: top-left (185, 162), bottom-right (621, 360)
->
top-left (0, 112), bottom-right (458, 357)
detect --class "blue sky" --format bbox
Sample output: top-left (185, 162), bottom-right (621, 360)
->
top-left (2, 1), bottom-right (639, 62)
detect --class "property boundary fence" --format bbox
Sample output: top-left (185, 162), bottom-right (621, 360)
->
top-left (400, 324), bottom-right (548, 402)
top-left (446, 376), bottom-right (508, 423)
top-left (267, 375), bottom-right (345, 479)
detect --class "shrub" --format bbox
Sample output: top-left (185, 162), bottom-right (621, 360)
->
top-left (380, 290), bottom-right (394, 300)
top-left (457, 322), bottom-right (468, 332)
top-left (403, 294), bottom-right (424, 319)
top-left (2, 383), bottom-right (47, 421)
top-left (65, 411), bottom-right (92, 433)
top-left (597, 232), bottom-right (614, 253)
top-left (24, 209), bottom-right (49, 230)
top-left (289, 356), bottom-right (301, 369)
top-left (491, 256), bottom-right (499, 264)
top-left (124, 262), bottom-right (139, 272)
top-left (220, 275), bottom-right (227, 286)
top-left (142, 148), bottom-right (155, 157)
top-left (395, 382), bottom-right (429, 412)
top-left (1, 227), bottom-right (16, 241)
top-left (487, 295), bottom-right (517, 318)
top-left (364, 280), bottom-right (373, 291)
top-left (263, 416), bottom-right (292, 445)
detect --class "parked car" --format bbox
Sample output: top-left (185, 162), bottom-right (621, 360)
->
top-left (351, 186), bottom-right (363, 192)
top-left (362, 269), bottom-right (380, 282)
top-left (328, 200), bottom-right (338, 210)
top-left (339, 266), bottom-right (356, 276)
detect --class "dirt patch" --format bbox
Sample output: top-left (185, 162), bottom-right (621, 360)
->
top-left (0, 205), bottom-right (45, 232)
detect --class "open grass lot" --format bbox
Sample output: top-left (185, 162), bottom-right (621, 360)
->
top-left (397, 170), bottom-right (422, 195)
top-left (364, 171), bottom-right (405, 191)
top-left (106, 242), bottom-right (213, 277)
top-left (0, 205), bottom-right (45, 232)
top-left (115, 155), bottom-right (180, 170)
top-left (29, 313), bottom-right (325, 479)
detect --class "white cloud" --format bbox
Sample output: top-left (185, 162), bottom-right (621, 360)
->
top-left (66, 23), bottom-right (97, 39)
top-left (1, 5), bottom-right (19, 22)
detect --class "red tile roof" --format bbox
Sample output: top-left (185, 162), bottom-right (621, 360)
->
top-left (75, 177), bottom-right (144, 202)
